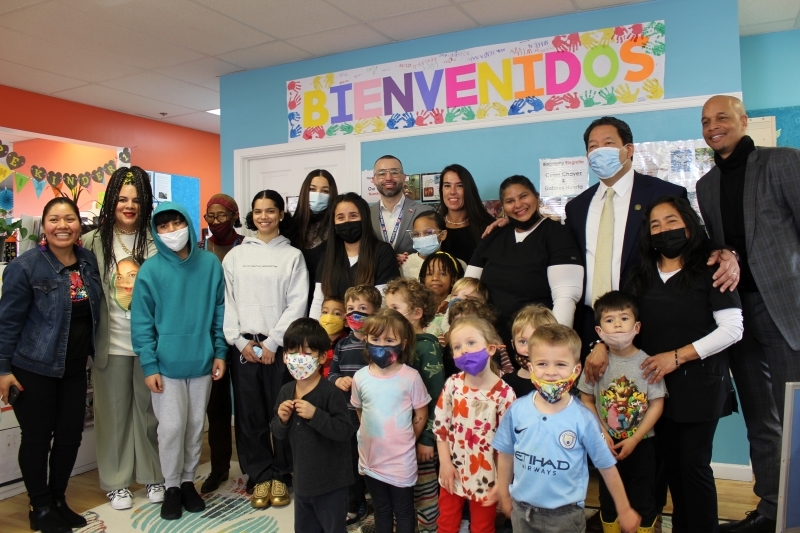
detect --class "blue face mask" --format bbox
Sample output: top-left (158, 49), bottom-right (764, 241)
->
top-left (412, 234), bottom-right (441, 257)
top-left (309, 191), bottom-right (330, 213)
top-left (588, 147), bottom-right (626, 179)
top-left (366, 343), bottom-right (402, 369)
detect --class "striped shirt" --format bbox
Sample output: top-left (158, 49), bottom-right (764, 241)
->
top-left (328, 332), bottom-right (367, 419)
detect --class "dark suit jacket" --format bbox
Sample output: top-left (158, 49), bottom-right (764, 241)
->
top-left (369, 197), bottom-right (434, 255)
top-left (697, 146), bottom-right (800, 350)
top-left (565, 171), bottom-right (688, 301)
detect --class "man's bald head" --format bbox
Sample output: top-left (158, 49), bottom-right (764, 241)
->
top-left (701, 95), bottom-right (748, 159)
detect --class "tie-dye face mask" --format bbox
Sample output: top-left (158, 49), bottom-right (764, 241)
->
top-left (531, 367), bottom-right (579, 404)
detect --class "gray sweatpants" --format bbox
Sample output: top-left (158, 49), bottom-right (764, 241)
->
top-left (151, 375), bottom-right (212, 488)
top-left (511, 499), bottom-right (586, 533)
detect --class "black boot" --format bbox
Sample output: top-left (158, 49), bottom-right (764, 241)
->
top-left (181, 481), bottom-right (206, 513)
top-left (51, 498), bottom-right (87, 528)
top-left (29, 504), bottom-right (71, 533)
top-left (160, 487), bottom-right (182, 520)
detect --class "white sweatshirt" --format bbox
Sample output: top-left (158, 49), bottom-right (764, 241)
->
top-left (222, 236), bottom-right (309, 353)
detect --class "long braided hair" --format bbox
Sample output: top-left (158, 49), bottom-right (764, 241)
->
top-left (98, 166), bottom-right (153, 279)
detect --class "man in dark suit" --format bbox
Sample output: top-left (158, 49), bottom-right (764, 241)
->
top-left (697, 95), bottom-right (800, 533)
top-left (566, 116), bottom-right (688, 359)
top-left (368, 154), bottom-right (433, 257)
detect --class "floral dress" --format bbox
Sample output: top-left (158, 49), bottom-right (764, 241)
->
top-left (433, 372), bottom-right (516, 501)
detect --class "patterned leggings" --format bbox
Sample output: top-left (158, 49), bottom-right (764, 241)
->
top-left (415, 452), bottom-right (440, 533)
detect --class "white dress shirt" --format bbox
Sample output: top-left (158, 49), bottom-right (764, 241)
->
top-left (379, 195), bottom-right (406, 246)
top-left (584, 168), bottom-right (635, 307)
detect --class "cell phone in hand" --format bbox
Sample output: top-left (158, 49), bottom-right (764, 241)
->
top-left (8, 385), bottom-right (21, 406)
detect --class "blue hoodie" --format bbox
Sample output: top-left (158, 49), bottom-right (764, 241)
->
top-left (132, 202), bottom-right (227, 379)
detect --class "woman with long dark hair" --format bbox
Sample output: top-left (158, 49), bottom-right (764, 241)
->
top-left (309, 193), bottom-right (400, 319)
top-left (436, 164), bottom-right (496, 264)
top-left (223, 190), bottom-right (309, 508)
top-left (464, 175), bottom-right (583, 348)
top-left (83, 167), bottom-right (165, 510)
top-left (626, 195), bottom-right (742, 533)
top-left (293, 169), bottom-right (338, 310)
top-left (0, 197), bottom-right (103, 533)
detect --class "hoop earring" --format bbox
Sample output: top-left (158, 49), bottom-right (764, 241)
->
top-left (39, 235), bottom-right (47, 251)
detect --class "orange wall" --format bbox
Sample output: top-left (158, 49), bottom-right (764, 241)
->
top-left (12, 138), bottom-right (116, 217)
top-left (0, 84), bottom-right (220, 215)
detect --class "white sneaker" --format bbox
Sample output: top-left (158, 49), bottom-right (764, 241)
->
top-left (146, 483), bottom-right (166, 503)
top-left (107, 488), bottom-right (134, 510)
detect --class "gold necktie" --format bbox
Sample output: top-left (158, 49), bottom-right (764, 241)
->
top-left (592, 187), bottom-right (615, 307)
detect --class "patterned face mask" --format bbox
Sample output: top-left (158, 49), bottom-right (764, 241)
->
top-left (285, 352), bottom-right (320, 380)
top-left (531, 367), bottom-right (579, 404)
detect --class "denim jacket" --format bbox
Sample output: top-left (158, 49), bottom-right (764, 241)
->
top-left (0, 246), bottom-right (102, 378)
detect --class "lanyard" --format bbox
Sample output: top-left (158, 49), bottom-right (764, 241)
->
top-left (379, 204), bottom-right (404, 246)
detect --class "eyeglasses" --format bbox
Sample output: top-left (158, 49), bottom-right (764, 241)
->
top-left (374, 169), bottom-right (403, 178)
top-left (408, 229), bottom-right (443, 239)
top-left (204, 212), bottom-right (231, 223)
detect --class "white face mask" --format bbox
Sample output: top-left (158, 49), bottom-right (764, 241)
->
top-left (160, 226), bottom-right (190, 252)
top-left (285, 352), bottom-right (320, 380)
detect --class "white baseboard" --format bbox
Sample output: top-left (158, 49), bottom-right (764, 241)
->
top-left (711, 462), bottom-right (753, 482)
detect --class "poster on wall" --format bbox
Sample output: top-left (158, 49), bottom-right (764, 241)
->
top-left (539, 156), bottom-right (589, 196)
top-left (632, 138), bottom-right (714, 215)
top-left (287, 21), bottom-right (666, 142)
top-left (361, 169), bottom-right (381, 202)
top-left (421, 173), bottom-right (441, 203)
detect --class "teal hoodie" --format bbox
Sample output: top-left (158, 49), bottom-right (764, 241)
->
top-left (132, 202), bottom-right (227, 379)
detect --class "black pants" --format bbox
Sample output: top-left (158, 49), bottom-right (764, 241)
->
top-left (364, 476), bottom-right (415, 533)
top-left (206, 347), bottom-right (233, 474)
top-left (12, 357), bottom-right (87, 507)
top-left (348, 425), bottom-right (366, 512)
top-left (656, 417), bottom-right (719, 533)
top-left (599, 437), bottom-right (657, 526)
top-left (229, 346), bottom-right (292, 484)
top-left (295, 486), bottom-right (348, 533)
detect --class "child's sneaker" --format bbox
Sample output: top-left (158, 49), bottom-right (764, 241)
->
top-left (106, 488), bottom-right (133, 510)
top-left (346, 502), bottom-right (367, 525)
top-left (180, 481), bottom-right (206, 513)
top-left (161, 487), bottom-right (182, 520)
top-left (146, 483), bottom-right (165, 504)
top-left (458, 519), bottom-right (470, 533)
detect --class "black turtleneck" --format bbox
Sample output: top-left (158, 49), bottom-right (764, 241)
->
top-left (715, 135), bottom-right (757, 291)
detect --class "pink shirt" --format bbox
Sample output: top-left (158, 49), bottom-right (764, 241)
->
top-left (351, 364), bottom-right (431, 487)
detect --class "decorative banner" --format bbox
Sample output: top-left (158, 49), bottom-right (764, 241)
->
top-left (32, 178), bottom-right (47, 198)
top-left (15, 173), bottom-right (28, 193)
top-left (287, 21), bottom-right (665, 141)
top-left (539, 156), bottom-right (590, 196)
top-left (0, 164), bottom-right (10, 181)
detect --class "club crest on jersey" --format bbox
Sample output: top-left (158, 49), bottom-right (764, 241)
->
top-left (559, 430), bottom-right (577, 449)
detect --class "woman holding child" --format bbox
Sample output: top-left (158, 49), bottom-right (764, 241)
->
top-left (627, 195), bottom-right (743, 533)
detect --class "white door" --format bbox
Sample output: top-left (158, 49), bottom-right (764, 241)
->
top-left (238, 140), bottom-right (357, 215)
top-left (748, 116), bottom-right (777, 147)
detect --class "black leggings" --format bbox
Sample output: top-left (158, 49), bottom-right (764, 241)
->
top-left (12, 357), bottom-right (87, 507)
top-left (364, 475), bottom-right (415, 533)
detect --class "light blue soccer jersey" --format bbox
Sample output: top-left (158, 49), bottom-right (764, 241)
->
top-left (493, 393), bottom-right (616, 509)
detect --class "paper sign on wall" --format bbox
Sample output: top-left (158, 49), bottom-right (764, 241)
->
top-left (361, 170), bottom-right (380, 203)
top-left (287, 21), bottom-right (666, 142)
top-left (539, 157), bottom-right (589, 197)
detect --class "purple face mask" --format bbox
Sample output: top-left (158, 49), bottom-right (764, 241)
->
top-left (454, 348), bottom-right (490, 376)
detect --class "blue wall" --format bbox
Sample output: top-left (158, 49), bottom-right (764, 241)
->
top-left (741, 29), bottom-right (800, 111)
top-left (221, 0), bottom-right (751, 466)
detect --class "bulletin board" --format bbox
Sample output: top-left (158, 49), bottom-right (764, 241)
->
top-left (778, 383), bottom-right (800, 532)
top-left (147, 172), bottom-right (201, 238)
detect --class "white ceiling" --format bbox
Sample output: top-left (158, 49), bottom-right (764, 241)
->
top-left (0, 0), bottom-right (796, 135)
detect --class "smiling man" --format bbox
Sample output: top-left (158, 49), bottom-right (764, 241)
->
top-left (696, 95), bottom-right (800, 533)
top-left (369, 155), bottom-right (432, 256)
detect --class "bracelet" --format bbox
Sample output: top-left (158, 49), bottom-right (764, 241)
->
top-left (675, 350), bottom-right (680, 368)
top-left (589, 340), bottom-right (606, 351)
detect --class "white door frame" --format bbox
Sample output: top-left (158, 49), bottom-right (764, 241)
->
top-left (233, 136), bottom-right (361, 210)
top-left (232, 91), bottom-right (741, 206)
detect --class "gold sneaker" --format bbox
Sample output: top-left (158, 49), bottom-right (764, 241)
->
top-left (251, 481), bottom-right (271, 508)
top-left (270, 480), bottom-right (290, 507)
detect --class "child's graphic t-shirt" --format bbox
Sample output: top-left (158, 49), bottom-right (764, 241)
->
top-left (350, 364), bottom-right (431, 488)
top-left (493, 393), bottom-right (615, 509)
top-left (577, 350), bottom-right (667, 440)
top-left (433, 373), bottom-right (516, 501)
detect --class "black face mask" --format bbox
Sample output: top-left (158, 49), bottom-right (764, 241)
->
top-left (335, 221), bottom-right (363, 244)
top-left (652, 228), bottom-right (688, 259)
top-left (507, 211), bottom-right (541, 231)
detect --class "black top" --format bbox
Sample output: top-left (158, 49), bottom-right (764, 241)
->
top-left (441, 226), bottom-right (478, 265)
top-left (315, 241), bottom-right (400, 298)
top-left (66, 263), bottom-right (93, 360)
top-left (502, 370), bottom-right (535, 398)
top-left (634, 266), bottom-right (741, 423)
top-left (302, 242), bottom-right (327, 312)
top-left (270, 377), bottom-right (354, 497)
top-left (469, 218), bottom-right (581, 335)
top-left (716, 135), bottom-right (757, 292)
